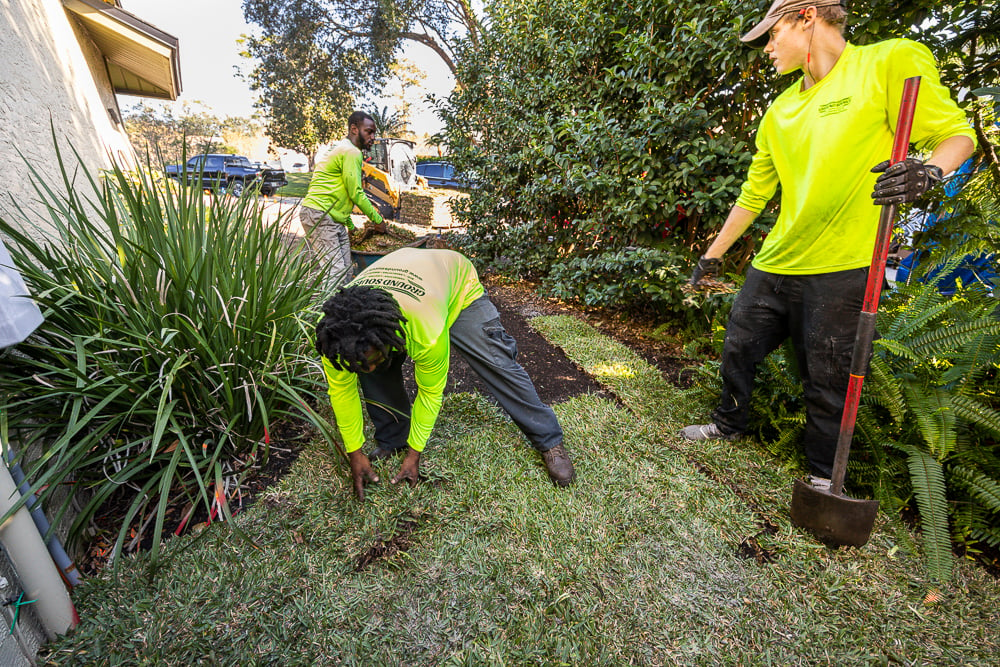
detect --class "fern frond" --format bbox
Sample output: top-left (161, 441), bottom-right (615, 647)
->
top-left (864, 355), bottom-right (908, 424)
top-left (764, 418), bottom-right (806, 460)
top-left (969, 522), bottom-right (1000, 548)
top-left (873, 338), bottom-right (920, 363)
top-left (911, 319), bottom-right (1000, 359)
top-left (950, 394), bottom-right (1000, 440)
top-left (884, 294), bottom-right (949, 341)
top-left (903, 447), bottom-right (954, 583)
top-left (943, 328), bottom-right (1000, 385)
top-left (949, 464), bottom-right (1000, 514)
top-left (901, 382), bottom-right (957, 459)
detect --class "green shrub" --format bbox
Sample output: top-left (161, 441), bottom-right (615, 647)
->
top-left (0, 150), bottom-right (333, 566)
top-left (543, 247), bottom-right (685, 307)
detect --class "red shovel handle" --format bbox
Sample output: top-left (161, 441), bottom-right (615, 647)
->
top-left (830, 76), bottom-right (922, 496)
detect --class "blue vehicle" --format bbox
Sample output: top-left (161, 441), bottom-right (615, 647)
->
top-left (416, 160), bottom-right (470, 189)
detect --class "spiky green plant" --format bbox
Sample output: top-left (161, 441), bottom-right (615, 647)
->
top-left (0, 145), bottom-right (335, 567)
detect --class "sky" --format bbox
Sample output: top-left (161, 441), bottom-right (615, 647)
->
top-left (119, 0), bottom-right (455, 136)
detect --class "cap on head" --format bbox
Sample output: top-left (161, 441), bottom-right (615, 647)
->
top-left (741, 0), bottom-right (846, 44)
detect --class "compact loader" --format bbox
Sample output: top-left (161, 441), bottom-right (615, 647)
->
top-left (361, 138), bottom-right (419, 220)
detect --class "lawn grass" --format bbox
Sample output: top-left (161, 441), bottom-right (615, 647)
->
top-left (44, 317), bottom-right (1000, 665)
top-left (277, 172), bottom-right (312, 199)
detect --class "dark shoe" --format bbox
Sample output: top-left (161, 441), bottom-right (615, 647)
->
top-left (368, 445), bottom-right (405, 462)
top-left (541, 443), bottom-right (576, 487)
top-left (678, 423), bottom-right (740, 441)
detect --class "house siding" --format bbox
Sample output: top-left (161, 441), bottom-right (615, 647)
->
top-left (1, 0), bottom-right (136, 238)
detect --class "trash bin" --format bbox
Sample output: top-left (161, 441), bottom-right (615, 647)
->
top-left (0, 238), bottom-right (43, 348)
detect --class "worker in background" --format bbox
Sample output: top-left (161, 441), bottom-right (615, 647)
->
top-left (316, 247), bottom-right (577, 499)
top-left (299, 111), bottom-right (385, 286)
top-left (680, 0), bottom-right (975, 490)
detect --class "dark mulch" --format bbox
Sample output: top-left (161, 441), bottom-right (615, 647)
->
top-left (477, 274), bottom-right (698, 392)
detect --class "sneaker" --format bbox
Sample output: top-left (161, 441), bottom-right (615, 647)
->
top-left (678, 423), bottom-right (740, 441)
top-left (808, 475), bottom-right (832, 492)
top-left (541, 443), bottom-right (576, 487)
top-left (368, 445), bottom-right (406, 462)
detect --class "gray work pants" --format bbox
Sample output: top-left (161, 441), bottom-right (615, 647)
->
top-left (358, 295), bottom-right (564, 453)
top-left (299, 205), bottom-right (353, 287)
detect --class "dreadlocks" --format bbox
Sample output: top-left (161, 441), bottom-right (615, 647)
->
top-left (316, 286), bottom-right (408, 373)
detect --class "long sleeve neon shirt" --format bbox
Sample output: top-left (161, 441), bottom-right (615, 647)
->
top-left (321, 248), bottom-right (486, 453)
top-left (301, 138), bottom-right (384, 230)
top-left (736, 39), bottom-right (975, 275)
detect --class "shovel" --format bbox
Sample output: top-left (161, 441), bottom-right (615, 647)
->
top-left (790, 76), bottom-right (923, 547)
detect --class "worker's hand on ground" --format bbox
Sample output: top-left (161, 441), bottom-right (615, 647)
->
top-left (370, 221), bottom-right (388, 234)
top-left (391, 448), bottom-right (421, 487)
top-left (690, 256), bottom-right (722, 286)
top-left (871, 158), bottom-right (944, 205)
top-left (348, 450), bottom-right (379, 501)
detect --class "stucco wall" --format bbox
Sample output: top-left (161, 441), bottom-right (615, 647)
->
top-left (0, 0), bottom-right (136, 238)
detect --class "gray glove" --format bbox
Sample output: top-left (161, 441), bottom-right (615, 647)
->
top-left (691, 256), bottom-right (721, 285)
top-left (871, 158), bottom-right (944, 205)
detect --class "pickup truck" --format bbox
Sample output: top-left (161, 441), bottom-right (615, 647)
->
top-left (164, 154), bottom-right (288, 197)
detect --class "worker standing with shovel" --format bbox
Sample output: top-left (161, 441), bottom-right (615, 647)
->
top-left (681, 1), bottom-right (975, 501)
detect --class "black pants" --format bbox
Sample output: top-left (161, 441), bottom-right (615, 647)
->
top-left (712, 267), bottom-right (867, 477)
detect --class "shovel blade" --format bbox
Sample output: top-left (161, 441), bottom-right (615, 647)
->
top-left (790, 479), bottom-right (879, 547)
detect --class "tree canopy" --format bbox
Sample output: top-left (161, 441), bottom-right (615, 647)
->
top-left (241, 0), bottom-right (479, 164)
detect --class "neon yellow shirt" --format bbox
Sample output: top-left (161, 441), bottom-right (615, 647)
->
top-left (301, 138), bottom-right (383, 230)
top-left (736, 39), bottom-right (975, 274)
top-left (321, 249), bottom-right (486, 453)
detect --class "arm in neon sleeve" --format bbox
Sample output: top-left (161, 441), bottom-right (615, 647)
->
top-left (406, 337), bottom-right (450, 452)
top-left (734, 147), bottom-right (779, 214)
top-left (344, 152), bottom-right (384, 226)
top-left (887, 40), bottom-right (976, 154)
top-left (322, 356), bottom-right (366, 453)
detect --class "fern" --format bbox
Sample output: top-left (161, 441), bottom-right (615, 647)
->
top-left (884, 299), bottom-right (951, 341)
top-left (950, 465), bottom-right (1000, 514)
top-left (950, 394), bottom-right (1000, 439)
top-left (901, 382), bottom-right (957, 460)
top-left (910, 319), bottom-right (1000, 359)
top-left (969, 521), bottom-right (1000, 548)
top-left (903, 447), bottom-right (954, 583)
top-left (864, 355), bottom-right (907, 423)
top-left (872, 338), bottom-right (920, 364)
top-left (943, 323), bottom-right (1000, 385)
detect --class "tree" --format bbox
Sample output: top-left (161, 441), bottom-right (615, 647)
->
top-left (367, 105), bottom-right (408, 137)
top-left (124, 103), bottom-right (261, 166)
top-left (241, 0), bottom-right (478, 167)
top-left (242, 0), bottom-right (481, 81)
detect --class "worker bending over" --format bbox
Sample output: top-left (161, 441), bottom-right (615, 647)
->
top-left (316, 248), bottom-right (576, 499)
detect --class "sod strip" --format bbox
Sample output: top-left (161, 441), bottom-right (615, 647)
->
top-left (529, 315), bottom-right (798, 526)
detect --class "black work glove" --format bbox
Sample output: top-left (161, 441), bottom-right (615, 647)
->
top-left (871, 158), bottom-right (944, 205)
top-left (690, 256), bottom-right (721, 286)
